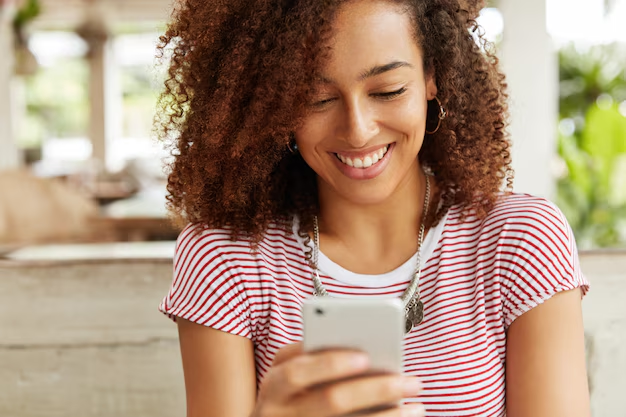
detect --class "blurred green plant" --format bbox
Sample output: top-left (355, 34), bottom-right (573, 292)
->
top-left (12, 0), bottom-right (41, 33)
top-left (18, 57), bottom-right (89, 147)
top-left (121, 65), bottom-right (160, 139)
top-left (557, 43), bottom-right (626, 249)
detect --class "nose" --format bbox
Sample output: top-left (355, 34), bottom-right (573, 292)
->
top-left (337, 98), bottom-right (379, 148)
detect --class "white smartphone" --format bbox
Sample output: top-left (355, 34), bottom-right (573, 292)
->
top-left (302, 297), bottom-right (405, 375)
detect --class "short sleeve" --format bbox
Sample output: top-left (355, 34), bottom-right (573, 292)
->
top-left (497, 197), bottom-right (590, 328)
top-left (159, 224), bottom-right (254, 339)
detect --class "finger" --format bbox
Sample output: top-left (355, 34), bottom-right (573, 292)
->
top-left (268, 349), bottom-right (370, 401)
top-left (271, 342), bottom-right (304, 367)
top-left (293, 374), bottom-right (420, 417)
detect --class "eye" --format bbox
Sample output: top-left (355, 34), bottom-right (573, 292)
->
top-left (309, 97), bottom-right (336, 112)
top-left (372, 87), bottom-right (407, 100)
top-left (310, 97), bottom-right (336, 110)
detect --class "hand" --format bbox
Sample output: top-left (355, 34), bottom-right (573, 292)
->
top-left (252, 343), bottom-right (425, 417)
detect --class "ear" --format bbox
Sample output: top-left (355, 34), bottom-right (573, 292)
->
top-left (425, 69), bottom-right (438, 101)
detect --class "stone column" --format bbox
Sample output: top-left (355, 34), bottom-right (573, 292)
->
top-left (0, 2), bottom-right (21, 171)
top-left (499, 0), bottom-right (558, 199)
top-left (77, 4), bottom-right (113, 172)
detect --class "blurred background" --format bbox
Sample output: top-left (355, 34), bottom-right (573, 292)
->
top-left (0, 0), bottom-right (624, 416)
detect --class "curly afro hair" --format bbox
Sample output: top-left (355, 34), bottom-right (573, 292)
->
top-left (156, 0), bottom-right (512, 240)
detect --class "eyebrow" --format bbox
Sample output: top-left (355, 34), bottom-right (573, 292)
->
top-left (317, 60), bottom-right (414, 84)
top-left (358, 61), bottom-right (413, 81)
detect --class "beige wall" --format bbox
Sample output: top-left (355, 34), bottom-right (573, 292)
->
top-left (579, 252), bottom-right (626, 416)
top-left (0, 251), bottom-right (624, 416)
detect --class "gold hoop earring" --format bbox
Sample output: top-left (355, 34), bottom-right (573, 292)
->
top-left (287, 140), bottom-right (299, 154)
top-left (425, 96), bottom-right (447, 135)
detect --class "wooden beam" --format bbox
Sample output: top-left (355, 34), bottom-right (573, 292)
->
top-left (34, 0), bottom-right (174, 28)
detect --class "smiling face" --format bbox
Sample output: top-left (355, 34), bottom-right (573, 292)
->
top-left (295, 0), bottom-right (437, 207)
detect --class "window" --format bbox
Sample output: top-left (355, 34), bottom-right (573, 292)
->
top-left (22, 28), bottom-right (167, 173)
top-left (21, 31), bottom-right (90, 169)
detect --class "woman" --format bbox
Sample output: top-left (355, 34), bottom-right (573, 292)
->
top-left (157, 0), bottom-right (591, 416)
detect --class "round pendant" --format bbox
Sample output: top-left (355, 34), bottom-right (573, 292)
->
top-left (405, 299), bottom-right (424, 334)
top-left (404, 317), bottom-right (413, 334)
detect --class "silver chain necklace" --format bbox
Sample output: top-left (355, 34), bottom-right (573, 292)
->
top-left (310, 173), bottom-right (431, 334)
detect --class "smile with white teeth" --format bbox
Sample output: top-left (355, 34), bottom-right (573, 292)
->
top-left (335, 145), bottom-right (389, 169)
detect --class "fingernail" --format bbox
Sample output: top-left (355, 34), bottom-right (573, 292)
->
top-left (351, 353), bottom-right (369, 369)
top-left (402, 377), bottom-right (421, 395)
top-left (402, 403), bottom-right (426, 417)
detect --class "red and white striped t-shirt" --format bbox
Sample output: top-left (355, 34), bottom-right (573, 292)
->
top-left (160, 193), bottom-right (589, 416)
